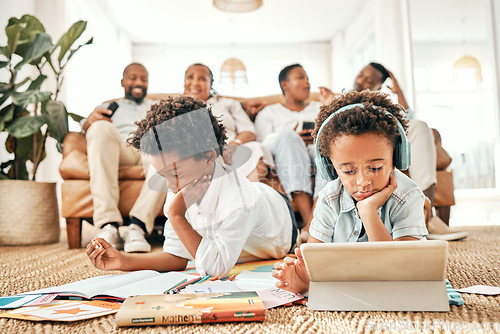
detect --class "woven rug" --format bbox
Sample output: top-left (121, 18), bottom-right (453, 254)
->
top-left (1, 226), bottom-right (499, 333)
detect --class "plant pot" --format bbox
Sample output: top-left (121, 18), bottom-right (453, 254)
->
top-left (0, 180), bottom-right (60, 245)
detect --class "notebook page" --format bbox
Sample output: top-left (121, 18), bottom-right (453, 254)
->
top-left (19, 270), bottom-right (160, 299)
top-left (103, 272), bottom-right (195, 299)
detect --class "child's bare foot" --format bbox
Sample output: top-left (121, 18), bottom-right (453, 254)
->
top-left (272, 248), bottom-right (310, 294)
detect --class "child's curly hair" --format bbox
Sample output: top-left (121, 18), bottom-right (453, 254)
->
top-left (312, 90), bottom-right (408, 157)
top-left (128, 95), bottom-right (227, 158)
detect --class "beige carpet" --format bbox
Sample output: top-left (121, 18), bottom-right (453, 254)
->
top-left (0, 226), bottom-right (499, 333)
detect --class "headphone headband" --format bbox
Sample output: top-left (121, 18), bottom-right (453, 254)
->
top-left (315, 103), bottom-right (411, 181)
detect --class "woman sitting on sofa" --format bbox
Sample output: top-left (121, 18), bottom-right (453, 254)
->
top-left (183, 63), bottom-right (272, 181)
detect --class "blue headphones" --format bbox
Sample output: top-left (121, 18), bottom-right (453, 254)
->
top-left (315, 103), bottom-right (411, 181)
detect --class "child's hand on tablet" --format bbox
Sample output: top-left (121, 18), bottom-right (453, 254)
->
top-left (272, 248), bottom-right (310, 294)
top-left (86, 238), bottom-right (123, 271)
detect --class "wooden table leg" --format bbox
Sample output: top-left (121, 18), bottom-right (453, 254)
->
top-left (66, 218), bottom-right (82, 249)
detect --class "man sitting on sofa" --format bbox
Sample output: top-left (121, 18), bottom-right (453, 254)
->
top-left (81, 63), bottom-right (167, 253)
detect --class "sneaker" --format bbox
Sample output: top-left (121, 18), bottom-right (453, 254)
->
top-left (97, 224), bottom-right (123, 249)
top-left (122, 224), bottom-right (151, 253)
top-left (427, 216), bottom-right (468, 241)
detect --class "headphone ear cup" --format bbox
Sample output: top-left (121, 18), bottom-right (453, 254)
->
top-left (393, 139), bottom-right (402, 169)
top-left (316, 152), bottom-right (337, 181)
top-left (316, 155), bottom-right (337, 181)
top-left (393, 136), bottom-right (411, 170)
top-left (326, 157), bottom-right (337, 180)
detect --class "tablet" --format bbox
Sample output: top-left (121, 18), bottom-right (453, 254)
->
top-left (300, 240), bottom-right (448, 282)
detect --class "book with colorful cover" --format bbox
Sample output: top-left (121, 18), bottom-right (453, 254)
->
top-left (115, 292), bottom-right (265, 327)
top-left (0, 300), bottom-right (121, 321)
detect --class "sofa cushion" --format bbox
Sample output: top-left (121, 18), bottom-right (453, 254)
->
top-left (434, 170), bottom-right (455, 207)
top-left (432, 128), bottom-right (452, 170)
top-left (59, 150), bottom-right (146, 180)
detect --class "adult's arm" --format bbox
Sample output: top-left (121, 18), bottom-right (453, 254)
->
top-left (228, 99), bottom-right (256, 144)
top-left (254, 108), bottom-right (279, 148)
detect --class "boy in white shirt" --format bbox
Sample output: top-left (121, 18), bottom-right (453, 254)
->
top-left (86, 95), bottom-right (297, 277)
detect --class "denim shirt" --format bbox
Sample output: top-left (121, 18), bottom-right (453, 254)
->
top-left (309, 169), bottom-right (428, 243)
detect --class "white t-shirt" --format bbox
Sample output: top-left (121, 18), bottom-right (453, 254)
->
top-left (207, 96), bottom-right (256, 142)
top-left (162, 159), bottom-right (293, 276)
top-left (254, 101), bottom-right (322, 149)
top-left (82, 98), bottom-right (152, 141)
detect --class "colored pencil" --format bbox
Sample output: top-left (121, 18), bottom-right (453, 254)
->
top-left (195, 275), bottom-right (211, 285)
top-left (170, 276), bottom-right (204, 294)
top-left (163, 279), bottom-right (187, 294)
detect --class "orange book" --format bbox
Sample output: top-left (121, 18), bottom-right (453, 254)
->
top-left (115, 292), bottom-right (265, 327)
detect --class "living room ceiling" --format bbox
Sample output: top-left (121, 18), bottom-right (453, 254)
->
top-left (101, 0), bottom-right (488, 45)
top-left (100, 0), bottom-right (364, 44)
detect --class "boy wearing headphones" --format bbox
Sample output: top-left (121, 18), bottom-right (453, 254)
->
top-left (272, 90), bottom-right (428, 294)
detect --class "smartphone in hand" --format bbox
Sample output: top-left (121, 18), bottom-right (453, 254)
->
top-left (103, 101), bottom-right (119, 118)
top-left (302, 121), bottom-right (315, 130)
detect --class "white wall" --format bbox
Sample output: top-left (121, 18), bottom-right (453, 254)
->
top-left (64, 0), bottom-right (132, 123)
top-left (0, 0), bottom-right (133, 183)
top-left (133, 42), bottom-right (331, 98)
top-left (487, 0), bottom-right (500, 188)
top-left (330, 1), bottom-right (375, 92)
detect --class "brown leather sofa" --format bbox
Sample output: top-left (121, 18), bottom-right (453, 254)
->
top-left (59, 93), bottom-right (454, 248)
top-left (59, 93), bottom-right (300, 249)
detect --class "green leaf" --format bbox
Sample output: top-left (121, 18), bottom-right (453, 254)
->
top-left (14, 77), bottom-right (30, 90)
top-left (15, 130), bottom-right (43, 163)
top-left (0, 159), bottom-right (14, 180)
top-left (11, 90), bottom-right (51, 108)
top-left (0, 104), bottom-right (14, 131)
top-left (0, 46), bottom-right (7, 57)
top-left (0, 82), bottom-right (9, 94)
top-left (5, 22), bottom-right (26, 57)
top-left (0, 160), bottom-right (14, 169)
top-left (14, 32), bottom-right (53, 70)
top-left (5, 115), bottom-right (46, 138)
top-left (12, 105), bottom-right (28, 119)
top-left (43, 100), bottom-right (68, 143)
top-left (42, 51), bottom-right (57, 74)
top-left (68, 112), bottom-right (84, 123)
top-left (0, 61), bottom-right (7, 68)
top-left (27, 75), bottom-right (47, 91)
top-left (55, 21), bottom-right (87, 62)
top-left (17, 15), bottom-right (45, 42)
top-left (0, 91), bottom-right (11, 109)
top-left (66, 37), bottom-right (93, 63)
top-left (11, 157), bottom-right (29, 180)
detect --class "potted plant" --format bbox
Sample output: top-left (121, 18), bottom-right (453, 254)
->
top-left (0, 14), bottom-right (92, 245)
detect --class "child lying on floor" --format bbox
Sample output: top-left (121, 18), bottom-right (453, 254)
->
top-left (272, 90), bottom-right (428, 294)
top-left (86, 95), bottom-right (297, 276)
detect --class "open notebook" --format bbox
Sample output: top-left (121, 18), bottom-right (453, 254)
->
top-left (301, 240), bottom-right (450, 311)
top-left (19, 270), bottom-right (193, 301)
